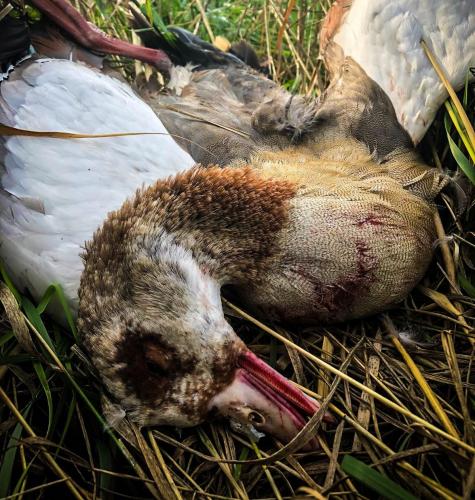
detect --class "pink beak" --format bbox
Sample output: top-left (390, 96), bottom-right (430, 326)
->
top-left (30, 0), bottom-right (172, 71)
top-left (209, 351), bottom-right (334, 450)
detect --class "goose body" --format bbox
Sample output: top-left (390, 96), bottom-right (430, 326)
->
top-left (234, 146), bottom-right (442, 323)
top-left (0, 57), bottom-right (193, 308)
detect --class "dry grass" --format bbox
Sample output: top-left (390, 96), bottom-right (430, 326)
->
top-left (1, 1), bottom-right (474, 499)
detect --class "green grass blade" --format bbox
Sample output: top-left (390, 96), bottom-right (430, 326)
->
top-left (35, 285), bottom-right (58, 314)
top-left (0, 330), bottom-right (15, 346)
top-left (0, 353), bottom-right (37, 364)
top-left (0, 421), bottom-right (23, 498)
top-left (32, 361), bottom-right (54, 437)
top-left (12, 453), bottom-right (39, 497)
top-left (97, 438), bottom-right (114, 495)
top-left (463, 71), bottom-right (469, 108)
top-left (22, 297), bottom-right (54, 349)
top-left (0, 404), bottom-right (32, 498)
top-left (145, 0), bottom-right (153, 21)
top-left (444, 100), bottom-right (475, 165)
top-left (233, 446), bottom-right (249, 481)
top-left (458, 273), bottom-right (475, 298)
top-left (0, 261), bottom-right (21, 304)
top-left (139, 1), bottom-right (173, 42)
top-left (341, 455), bottom-right (417, 500)
top-left (444, 113), bottom-right (475, 185)
top-left (36, 284), bottom-right (78, 342)
top-left (57, 393), bottom-right (77, 455)
top-left (19, 295), bottom-right (56, 436)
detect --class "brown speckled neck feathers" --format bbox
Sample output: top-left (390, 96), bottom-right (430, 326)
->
top-left (78, 166), bottom-right (296, 335)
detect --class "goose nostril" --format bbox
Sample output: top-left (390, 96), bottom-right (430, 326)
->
top-left (248, 411), bottom-right (265, 426)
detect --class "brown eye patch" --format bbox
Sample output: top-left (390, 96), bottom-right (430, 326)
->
top-left (144, 341), bottom-right (172, 376)
top-left (115, 329), bottom-right (193, 403)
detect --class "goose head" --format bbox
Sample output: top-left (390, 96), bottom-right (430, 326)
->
top-left (78, 167), bottom-right (329, 446)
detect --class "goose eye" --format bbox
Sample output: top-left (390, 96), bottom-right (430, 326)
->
top-left (145, 358), bottom-right (167, 376)
top-left (144, 341), bottom-right (171, 377)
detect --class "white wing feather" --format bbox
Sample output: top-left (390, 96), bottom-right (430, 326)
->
top-left (0, 58), bottom-right (195, 310)
top-left (333, 0), bottom-right (475, 143)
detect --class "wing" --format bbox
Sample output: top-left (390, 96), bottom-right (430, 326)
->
top-left (132, 19), bottom-right (318, 165)
top-left (145, 66), bottom-right (263, 165)
top-left (320, 0), bottom-right (475, 144)
top-left (309, 57), bottom-right (414, 160)
top-left (144, 64), bottom-right (321, 165)
top-left (0, 57), bottom-right (194, 309)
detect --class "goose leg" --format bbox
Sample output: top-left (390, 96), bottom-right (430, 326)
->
top-left (30, 0), bottom-right (171, 71)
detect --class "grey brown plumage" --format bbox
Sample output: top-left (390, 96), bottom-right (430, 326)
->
top-left (145, 65), bottom-right (318, 165)
top-left (77, 131), bottom-right (444, 429)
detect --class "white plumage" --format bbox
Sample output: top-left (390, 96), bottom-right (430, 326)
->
top-left (0, 58), bottom-right (194, 309)
top-left (332, 0), bottom-right (475, 143)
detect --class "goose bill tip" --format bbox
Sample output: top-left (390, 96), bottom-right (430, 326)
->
top-left (208, 350), bottom-right (334, 450)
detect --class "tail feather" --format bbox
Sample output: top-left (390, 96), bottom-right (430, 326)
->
top-left (0, 13), bottom-right (31, 71)
top-left (130, 4), bottom-right (245, 70)
top-left (229, 40), bottom-right (264, 72)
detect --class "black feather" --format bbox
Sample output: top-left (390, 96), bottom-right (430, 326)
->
top-left (0, 14), bottom-right (31, 69)
top-left (130, 6), bottom-right (245, 70)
